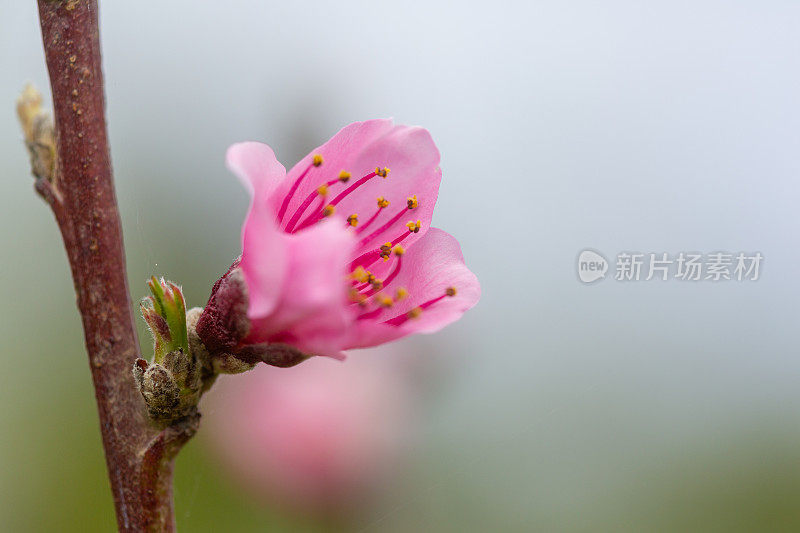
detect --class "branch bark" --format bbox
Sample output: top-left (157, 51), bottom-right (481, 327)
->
top-left (29, 1), bottom-right (196, 530)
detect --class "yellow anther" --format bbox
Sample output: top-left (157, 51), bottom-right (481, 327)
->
top-left (407, 307), bottom-right (423, 319)
top-left (323, 205), bottom-right (335, 217)
top-left (317, 184), bottom-right (328, 196)
top-left (379, 242), bottom-right (392, 260)
top-left (406, 220), bottom-right (421, 233)
top-left (407, 195), bottom-right (419, 209)
top-left (371, 279), bottom-right (384, 291)
top-left (375, 166), bottom-right (390, 178)
top-left (347, 214), bottom-right (359, 227)
top-left (395, 287), bottom-right (408, 301)
top-left (312, 154), bottom-right (323, 167)
top-left (349, 288), bottom-right (367, 306)
top-left (351, 266), bottom-right (369, 283)
top-left (446, 286), bottom-right (457, 297)
top-left (393, 245), bottom-right (405, 256)
top-left (376, 294), bottom-right (394, 308)
top-left (338, 170), bottom-right (352, 182)
top-left (377, 197), bottom-right (390, 209)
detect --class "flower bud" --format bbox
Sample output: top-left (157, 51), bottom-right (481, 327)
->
top-left (195, 260), bottom-right (250, 354)
top-left (141, 277), bottom-right (189, 363)
top-left (194, 262), bottom-right (311, 369)
top-left (135, 278), bottom-right (208, 423)
top-left (133, 359), bottom-right (180, 420)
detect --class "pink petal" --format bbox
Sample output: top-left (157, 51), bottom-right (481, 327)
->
top-left (347, 228), bottom-right (480, 349)
top-left (227, 142), bottom-right (287, 202)
top-left (277, 120), bottom-right (394, 226)
top-left (228, 142), bottom-right (289, 318)
top-left (340, 127), bottom-right (441, 255)
top-left (278, 120), bottom-right (441, 255)
top-left (246, 219), bottom-right (358, 358)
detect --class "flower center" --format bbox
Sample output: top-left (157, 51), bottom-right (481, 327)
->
top-left (277, 154), bottom-right (449, 325)
top-left (282, 160), bottom-right (390, 233)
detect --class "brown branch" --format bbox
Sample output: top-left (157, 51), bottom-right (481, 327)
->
top-left (140, 413), bottom-right (200, 530)
top-left (29, 1), bottom-right (196, 530)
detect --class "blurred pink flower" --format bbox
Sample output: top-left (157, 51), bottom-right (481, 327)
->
top-left (197, 119), bottom-right (479, 364)
top-left (203, 348), bottom-right (417, 513)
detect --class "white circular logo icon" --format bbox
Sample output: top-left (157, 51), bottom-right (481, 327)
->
top-left (577, 250), bottom-right (608, 283)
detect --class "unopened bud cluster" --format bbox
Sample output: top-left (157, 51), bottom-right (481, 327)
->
top-left (134, 277), bottom-right (210, 424)
top-left (135, 269), bottom-right (310, 424)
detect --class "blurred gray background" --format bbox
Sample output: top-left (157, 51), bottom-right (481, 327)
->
top-left (2, 1), bottom-right (800, 531)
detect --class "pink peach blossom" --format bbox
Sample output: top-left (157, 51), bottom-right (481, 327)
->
top-left (197, 119), bottom-right (479, 363)
top-left (202, 348), bottom-right (416, 513)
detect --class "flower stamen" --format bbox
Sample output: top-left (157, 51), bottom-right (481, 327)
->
top-left (406, 307), bottom-right (423, 320)
top-left (382, 287), bottom-right (457, 326)
top-left (285, 183), bottom-right (329, 232)
top-left (362, 248), bottom-right (404, 298)
top-left (350, 266), bottom-right (370, 283)
top-left (277, 159), bottom-right (318, 223)
top-left (376, 294), bottom-right (394, 308)
top-left (356, 306), bottom-right (384, 321)
top-left (379, 242), bottom-right (392, 260)
top-left (349, 249), bottom-right (382, 271)
top-left (329, 169), bottom-right (383, 207)
top-left (349, 288), bottom-right (368, 307)
top-left (358, 208), bottom-right (407, 247)
top-left (355, 198), bottom-right (390, 235)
